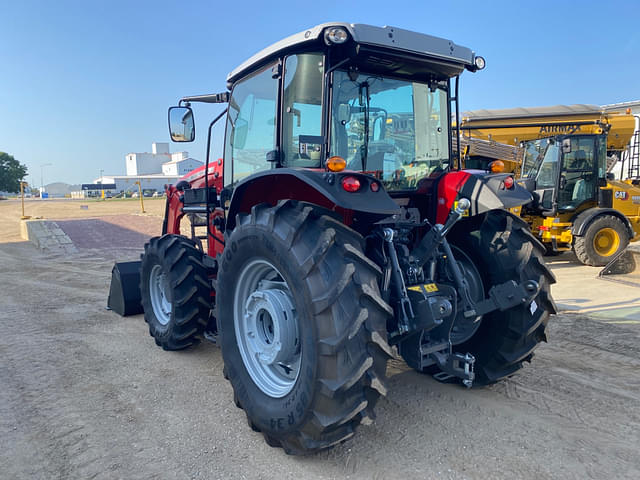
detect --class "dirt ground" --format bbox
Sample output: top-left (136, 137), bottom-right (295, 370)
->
top-left (1, 198), bottom-right (639, 479)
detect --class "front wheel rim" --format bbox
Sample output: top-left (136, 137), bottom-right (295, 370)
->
top-left (233, 259), bottom-right (301, 398)
top-left (593, 228), bottom-right (620, 257)
top-left (149, 264), bottom-right (171, 325)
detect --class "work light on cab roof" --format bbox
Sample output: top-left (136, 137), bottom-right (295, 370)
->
top-left (324, 26), bottom-right (348, 44)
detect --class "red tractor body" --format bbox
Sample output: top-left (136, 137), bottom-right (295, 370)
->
top-left (138, 23), bottom-right (555, 454)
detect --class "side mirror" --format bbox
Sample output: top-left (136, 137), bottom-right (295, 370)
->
top-left (168, 106), bottom-right (195, 142)
top-left (540, 189), bottom-right (556, 216)
top-left (232, 118), bottom-right (249, 150)
top-left (562, 138), bottom-right (571, 154)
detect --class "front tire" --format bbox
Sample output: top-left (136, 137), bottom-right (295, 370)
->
top-left (217, 201), bottom-right (392, 454)
top-left (140, 235), bottom-right (211, 350)
top-left (574, 215), bottom-right (629, 266)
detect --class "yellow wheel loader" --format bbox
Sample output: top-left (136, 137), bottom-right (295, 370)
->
top-left (460, 105), bottom-right (640, 265)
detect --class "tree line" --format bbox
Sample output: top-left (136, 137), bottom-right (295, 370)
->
top-left (0, 152), bottom-right (28, 193)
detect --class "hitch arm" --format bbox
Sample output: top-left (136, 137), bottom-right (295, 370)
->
top-left (473, 279), bottom-right (540, 316)
top-left (383, 228), bottom-right (414, 335)
top-left (411, 198), bottom-right (477, 318)
top-left (411, 198), bottom-right (470, 266)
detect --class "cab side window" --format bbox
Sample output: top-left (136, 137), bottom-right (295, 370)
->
top-left (281, 53), bottom-right (324, 167)
top-left (224, 65), bottom-right (279, 185)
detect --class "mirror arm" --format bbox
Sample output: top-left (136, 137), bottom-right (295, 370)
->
top-left (179, 92), bottom-right (230, 106)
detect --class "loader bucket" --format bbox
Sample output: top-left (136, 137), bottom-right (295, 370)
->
top-left (598, 247), bottom-right (640, 287)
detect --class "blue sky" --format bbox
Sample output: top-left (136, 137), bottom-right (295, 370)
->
top-left (1, 0), bottom-right (639, 185)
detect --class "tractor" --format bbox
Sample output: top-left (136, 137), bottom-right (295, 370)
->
top-left (140, 23), bottom-right (556, 454)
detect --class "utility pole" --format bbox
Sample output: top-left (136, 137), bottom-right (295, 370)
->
top-left (20, 182), bottom-right (31, 220)
top-left (135, 181), bottom-right (146, 213)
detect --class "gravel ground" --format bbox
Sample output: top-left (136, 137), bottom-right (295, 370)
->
top-left (1, 199), bottom-right (640, 479)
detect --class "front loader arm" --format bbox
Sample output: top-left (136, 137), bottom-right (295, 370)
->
top-left (162, 184), bottom-right (186, 235)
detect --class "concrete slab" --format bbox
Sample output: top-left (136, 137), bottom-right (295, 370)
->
top-left (20, 219), bottom-right (78, 253)
top-left (546, 251), bottom-right (640, 322)
top-left (54, 215), bottom-right (160, 251)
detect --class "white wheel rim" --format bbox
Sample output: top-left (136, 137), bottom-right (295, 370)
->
top-left (149, 264), bottom-right (171, 326)
top-left (233, 259), bottom-right (301, 398)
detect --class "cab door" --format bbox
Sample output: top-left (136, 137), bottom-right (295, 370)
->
top-left (557, 136), bottom-right (597, 212)
top-left (521, 138), bottom-right (561, 214)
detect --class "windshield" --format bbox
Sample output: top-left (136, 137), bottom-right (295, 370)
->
top-left (330, 70), bottom-right (450, 190)
top-left (521, 138), bottom-right (559, 189)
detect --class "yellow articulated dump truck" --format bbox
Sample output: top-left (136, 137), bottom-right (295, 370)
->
top-left (460, 104), bottom-right (640, 266)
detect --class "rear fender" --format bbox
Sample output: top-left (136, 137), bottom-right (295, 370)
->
top-left (451, 208), bottom-right (547, 254)
top-left (571, 208), bottom-right (634, 238)
top-left (436, 171), bottom-right (532, 224)
top-left (225, 169), bottom-right (400, 231)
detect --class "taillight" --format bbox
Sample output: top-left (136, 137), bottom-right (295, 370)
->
top-left (504, 176), bottom-right (514, 189)
top-left (341, 176), bottom-right (361, 192)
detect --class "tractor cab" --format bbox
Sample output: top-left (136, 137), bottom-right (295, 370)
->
top-left (168, 24), bottom-right (488, 226)
top-left (520, 133), bottom-right (607, 216)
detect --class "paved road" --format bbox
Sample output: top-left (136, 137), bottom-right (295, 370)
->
top-left (547, 251), bottom-right (640, 322)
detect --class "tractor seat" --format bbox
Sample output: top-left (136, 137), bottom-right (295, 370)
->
top-left (570, 150), bottom-right (588, 170)
top-left (572, 178), bottom-right (586, 201)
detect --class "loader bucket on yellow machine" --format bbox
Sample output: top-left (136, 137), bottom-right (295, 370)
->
top-left (598, 247), bottom-right (640, 287)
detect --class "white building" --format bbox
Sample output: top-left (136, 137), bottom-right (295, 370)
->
top-left (602, 101), bottom-right (640, 180)
top-left (126, 142), bottom-right (173, 175)
top-left (602, 100), bottom-right (640, 116)
top-left (94, 174), bottom-right (181, 193)
top-left (124, 142), bottom-right (203, 176)
top-left (162, 154), bottom-right (204, 176)
top-left (78, 142), bottom-right (204, 196)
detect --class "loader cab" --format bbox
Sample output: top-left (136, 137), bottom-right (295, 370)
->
top-left (521, 134), bottom-right (607, 215)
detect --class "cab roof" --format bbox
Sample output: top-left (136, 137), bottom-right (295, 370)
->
top-left (463, 105), bottom-right (603, 122)
top-left (227, 22), bottom-right (477, 85)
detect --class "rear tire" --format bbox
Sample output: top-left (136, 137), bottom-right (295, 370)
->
top-left (140, 235), bottom-right (210, 350)
top-left (446, 211), bottom-right (556, 385)
top-left (574, 215), bottom-right (629, 266)
top-left (217, 200), bottom-right (392, 454)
